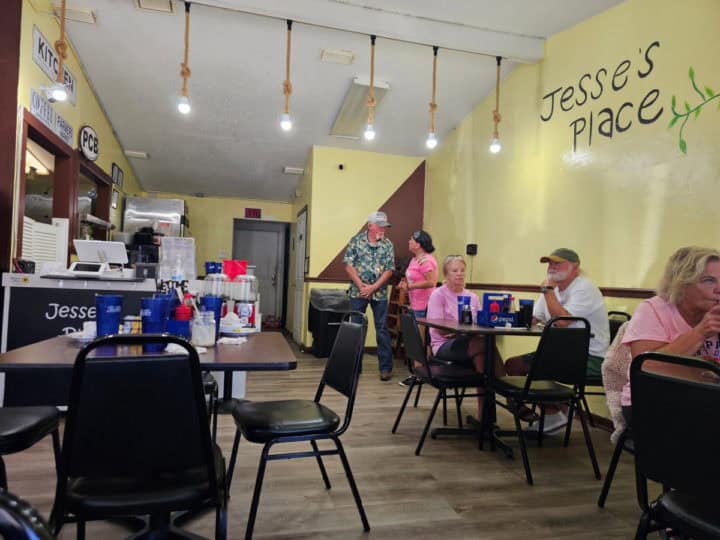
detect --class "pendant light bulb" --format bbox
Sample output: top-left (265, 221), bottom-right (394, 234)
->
top-left (280, 113), bottom-right (292, 131)
top-left (489, 137), bottom-right (502, 154)
top-left (426, 132), bottom-right (437, 149)
top-left (48, 83), bottom-right (68, 103)
top-left (364, 123), bottom-right (375, 141)
top-left (177, 95), bottom-right (191, 115)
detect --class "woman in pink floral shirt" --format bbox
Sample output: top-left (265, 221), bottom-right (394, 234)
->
top-left (399, 230), bottom-right (438, 318)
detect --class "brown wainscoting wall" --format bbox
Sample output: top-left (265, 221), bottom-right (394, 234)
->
top-left (317, 161), bottom-right (426, 281)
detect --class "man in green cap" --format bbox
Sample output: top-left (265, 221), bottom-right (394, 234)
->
top-left (504, 248), bottom-right (610, 433)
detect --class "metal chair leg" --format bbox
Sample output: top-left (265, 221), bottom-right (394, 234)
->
top-left (392, 381), bottom-right (416, 433)
top-left (0, 456), bottom-right (7, 490)
top-left (563, 400), bottom-right (575, 448)
top-left (245, 443), bottom-right (271, 540)
top-left (454, 388), bottom-right (463, 428)
top-left (415, 389), bottom-right (443, 456)
top-left (597, 429), bottom-right (628, 507)
top-left (225, 429), bottom-right (242, 492)
top-left (311, 440), bottom-right (331, 489)
top-left (576, 399), bottom-right (601, 479)
top-left (413, 381), bottom-right (423, 407)
top-left (513, 410), bottom-right (533, 485)
top-left (582, 394), bottom-right (595, 427)
top-left (442, 388), bottom-right (448, 425)
top-left (76, 520), bottom-right (86, 540)
top-left (334, 437), bottom-right (370, 532)
top-left (537, 405), bottom-right (546, 448)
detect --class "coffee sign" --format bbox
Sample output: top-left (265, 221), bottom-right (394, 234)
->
top-left (79, 125), bottom-right (99, 161)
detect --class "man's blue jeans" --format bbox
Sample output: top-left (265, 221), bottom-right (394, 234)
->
top-left (349, 297), bottom-right (393, 373)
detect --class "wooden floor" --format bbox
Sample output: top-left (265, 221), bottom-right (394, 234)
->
top-left (5, 339), bottom-right (644, 539)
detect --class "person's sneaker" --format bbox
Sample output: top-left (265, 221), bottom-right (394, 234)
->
top-left (380, 371), bottom-right (393, 381)
top-left (525, 411), bottom-right (568, 434)
top-left (398, 375), bottom-right (415, 387)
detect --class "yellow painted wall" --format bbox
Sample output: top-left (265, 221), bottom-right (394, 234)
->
top-left (426, 0), bottom-right (720, 315)
top-left (149, 192), bottom-right (292, 277)
top-left (15, 0), bottom-right (144, 246)
top-left (290, 146), bottom-right (423, 347)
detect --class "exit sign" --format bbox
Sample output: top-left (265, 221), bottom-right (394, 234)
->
top-left (245, 208), bottom-right (262, 219)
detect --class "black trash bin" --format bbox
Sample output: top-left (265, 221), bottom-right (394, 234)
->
top-left (308, 289), bottom-right (351, 358)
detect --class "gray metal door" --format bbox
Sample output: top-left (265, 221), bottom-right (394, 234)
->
top-left (232, 220), bottom-right (287, 321)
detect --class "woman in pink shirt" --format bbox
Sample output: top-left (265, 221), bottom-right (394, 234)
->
top-left (399, 230), bottom-right (438, 318)
top-left (620, 246), bottom-right (720, 426)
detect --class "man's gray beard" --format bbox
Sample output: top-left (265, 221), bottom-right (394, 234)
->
top-left (548, 270), bottom-right (569, 282)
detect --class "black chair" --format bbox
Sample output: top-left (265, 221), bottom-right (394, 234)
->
top-left (491, 317), bottom-right (601, 485)
top-left (392, 310), bottom-right (486, 456)
top-left (50, 333), bottom-right (227, 540)
top-left (0, 368), bottom-right (63, 491)
top-left (597, 427), bottom-right (633, 508)
top-left (225, 314), bottom-right (369, 540)
top-left (0, 489), bottom-right (54, 540)
top-left (631, 352), bottom-right (720, 539)
top-left (583, 311), bottom-right (632, 427)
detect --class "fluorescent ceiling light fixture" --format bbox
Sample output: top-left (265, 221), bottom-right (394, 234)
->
top-left (283, 166), bottom-right (304, 175)
top-left (134, 0), bottom-right (174, 13)
top-left (124, 150), bottom-right (150, 159)
top-left (46, 83), bottom-right (68, 103)
top-left (330, 77), bottom-right (389, 139)
top-left (53, 3), bottom-right (96, 24)
top-left (320, 48), bottom-right (355, 65)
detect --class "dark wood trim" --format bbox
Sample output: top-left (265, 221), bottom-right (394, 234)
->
top-left (0, 0), bottom-right (22, 272)
top-left (304, 277), bottom-right (653, 298)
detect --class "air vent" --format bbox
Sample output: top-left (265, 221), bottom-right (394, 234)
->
top-left (53, 4), bottom-right (96, 24)
top-left (283, 167), bottom-right (304, 175)
top-left (320, 48), bottom-right (355, 65)
top-left (134, 0), bottom-right (174, 14)
top-left (330, 77), bottom-right (389, 138)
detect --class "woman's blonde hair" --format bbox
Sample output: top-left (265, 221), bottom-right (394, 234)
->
top-left (442, 254), bottom-right (466, 275)
top-left (657, 246), bottom-right (720, 305)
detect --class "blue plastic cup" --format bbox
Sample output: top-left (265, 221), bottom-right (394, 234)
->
top-left (457, 295), bottom-right (471, 322)
top-left (153, 293), bottom-right (174, 329)
top-left (200, 295), bottom-right (224, 341)
top-left (166, 319), bottom-right (191, 340)
top-left (95, 294), bottom-right (123, 337)
top-left (205, 261), bottom-right (216, 275)
top-left (141, 297), bottom-right (167, 352)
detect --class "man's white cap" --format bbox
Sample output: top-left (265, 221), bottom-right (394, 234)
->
top-left (368, 211), bottom-right (391, 227)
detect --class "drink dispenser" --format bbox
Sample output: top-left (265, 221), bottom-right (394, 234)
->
top-left (203, 272), bottom-right (227, 297)
top-left (233, 271), bottom-right (258, 327)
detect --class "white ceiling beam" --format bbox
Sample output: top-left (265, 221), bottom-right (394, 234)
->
top-left (197, 0), bottom-right (545, 63)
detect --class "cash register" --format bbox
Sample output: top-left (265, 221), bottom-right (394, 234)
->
top-left (67, 240), bottom-right (129, 278)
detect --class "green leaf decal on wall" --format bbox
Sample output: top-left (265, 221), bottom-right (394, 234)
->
top-left (667, 67), bottom-right (720, 154)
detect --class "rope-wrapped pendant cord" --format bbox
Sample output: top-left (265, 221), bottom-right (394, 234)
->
top-left (429, 46), bottom-right (439, 133)
top-left (180, 1), bottom-right (192, 97)
top-left (367, 35), bottom-right (376, 125)
top-left (54, 0), bottom-right (67, 84)
top-left (492, 56), bottom-right (502, 138)
top-left (283, 20), bottom-right (293, 114)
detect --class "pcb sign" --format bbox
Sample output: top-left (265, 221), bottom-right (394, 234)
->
top-left (79, 126), bottom-right (99, 161)
top-left (32, 25), bottom-right (77, 105)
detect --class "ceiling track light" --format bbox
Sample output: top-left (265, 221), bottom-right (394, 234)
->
top-left (280, 19), bottom-right (293, 131)
top-left (426, 45), bottom-right (439, 149)
top-left (177, 1), bottom-right (192, 115)
top-left (364, 34), bottom-right (377, 141)
top-left (489, 55), bottom-right (502, 154)
top-left (49, 0), bottom-right (69, 103)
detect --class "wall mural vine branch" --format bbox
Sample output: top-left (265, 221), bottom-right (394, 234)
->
top-left (668, 67), bottom-right (719, 154)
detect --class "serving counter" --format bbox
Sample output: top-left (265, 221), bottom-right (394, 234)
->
top-left (1, 273), bottom-right (156, 352)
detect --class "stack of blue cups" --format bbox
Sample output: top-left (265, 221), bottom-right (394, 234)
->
top-left (200, 295), bottom-right (223, 342)
top-left (141, 296), bottom-right (169, 353)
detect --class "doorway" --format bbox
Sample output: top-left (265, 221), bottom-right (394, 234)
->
top-left (232, 219), bottom-right (289, 329)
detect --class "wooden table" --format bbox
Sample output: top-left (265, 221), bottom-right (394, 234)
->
top-left (0, 332), bottom-right (297, 404)
top-left (417, 318), bottom-right (544, 457)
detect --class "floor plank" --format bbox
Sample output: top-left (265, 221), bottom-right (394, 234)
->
top-left (3, 339), bottom-right (642, 539)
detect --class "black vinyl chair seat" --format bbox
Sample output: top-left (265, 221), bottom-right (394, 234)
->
top-left (232, 400), bottom-right (340, 443)
top-left (415, 362), bottom-right (486, 386)
top-left (65, 444), bottom-right (225, 516)
top-left (656, 492), bottom-right (720, 538)
top-left (492, 377), bottom-right (575, 400)
top-left (0, 407), bottom-right (59, 454)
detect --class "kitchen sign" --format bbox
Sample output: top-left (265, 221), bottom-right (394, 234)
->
top-left (30, 89), bottom-right (74, 147)
top-left (32, 26), bottom-right (77, 105)
top-left (79, 125), bottom-right (99, 161)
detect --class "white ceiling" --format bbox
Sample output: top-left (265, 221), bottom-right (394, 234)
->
top-left (64, 0), bottom-right (623, 201)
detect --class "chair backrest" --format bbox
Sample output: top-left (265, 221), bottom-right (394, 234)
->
top-left (527, 317), bottom-right (591, 388)
top-left (317, 313), bottom-right (367, 433)
top-left (631, 351), bottom-right (720, 494)
top-left (399, 310), bottom-right (430, 372)
top-left (60, 334), bottom-right (216, 491)
top-left (608, 310), bottom-right (631, 343)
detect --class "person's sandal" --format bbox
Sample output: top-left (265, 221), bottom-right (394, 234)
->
top-left (516, 404), bottom-right (540, 423)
